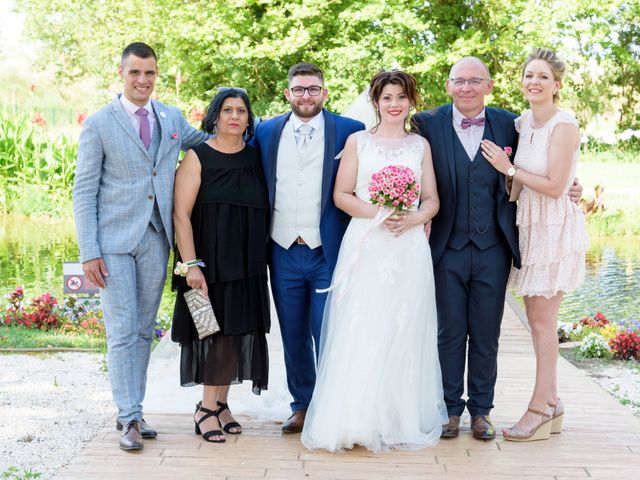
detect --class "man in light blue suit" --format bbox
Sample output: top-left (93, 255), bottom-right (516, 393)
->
top-left (253, 63), bottom-right (364, 433)
top-left (73, 42), bottom-right (208, 451)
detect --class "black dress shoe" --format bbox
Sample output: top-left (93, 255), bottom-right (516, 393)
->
top-left (119, 420), bottom-right (143, 451)
top-left (116, 418), bottom-right (157, 439)
top-left (441, 415), bottom-right (461, 438)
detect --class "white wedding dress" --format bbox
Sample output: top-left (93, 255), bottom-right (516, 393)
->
top-left (301, 131), bottom-right (447, 452)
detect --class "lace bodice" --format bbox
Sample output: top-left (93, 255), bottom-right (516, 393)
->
top-left (354, 131), bottom-right (424, 205)
top-left (513, 110), bottom-right (580, 192)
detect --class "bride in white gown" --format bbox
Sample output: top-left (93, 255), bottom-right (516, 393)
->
top-left (301, 70), bottom-right (447, 452)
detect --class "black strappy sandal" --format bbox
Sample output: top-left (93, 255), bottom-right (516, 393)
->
top-left (216, 401), bottom-right (242, 434)
top-left (194, 401), bottom-right (225, 443)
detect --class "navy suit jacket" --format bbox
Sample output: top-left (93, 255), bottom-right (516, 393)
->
top-left (412, 104), bottom-right (521, 269)
top-left (253, 109), bottom-right (365, 268)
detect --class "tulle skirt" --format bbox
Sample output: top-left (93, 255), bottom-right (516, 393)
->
top-left (301, 214), bottom-right (448, 452)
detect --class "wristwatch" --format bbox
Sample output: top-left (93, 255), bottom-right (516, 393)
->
top-left (507, 166), bottom-right (518, 178)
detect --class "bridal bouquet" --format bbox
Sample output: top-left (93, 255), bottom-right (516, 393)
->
top-left (368, 165), bottom-right (420, 212)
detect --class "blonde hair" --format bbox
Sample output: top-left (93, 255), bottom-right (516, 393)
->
top-left (522, 48), bottom-right (565, 103)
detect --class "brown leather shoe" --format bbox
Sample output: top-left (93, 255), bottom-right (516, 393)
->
top-left (116, 418), bottom-right (157, 439)
top-left (471, 415), bottom-right (496, 440)
top-left (282, 410), bottom-right (306, 434)
top-left (119, 420), bottom-right (143, 451)
top-left (441, 415), bottom-right (461, 438)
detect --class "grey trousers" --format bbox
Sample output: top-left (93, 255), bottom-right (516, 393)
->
top-left (100, 224), bottom-right (169, 424)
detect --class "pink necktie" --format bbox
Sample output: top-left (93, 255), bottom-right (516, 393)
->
top-left (461, 117), bottom-right (485, 129)
top-left (135, 108), bottom-right (151, 149)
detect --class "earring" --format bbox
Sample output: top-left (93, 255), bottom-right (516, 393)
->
top-left (553, 90), bottom-right (558, 95)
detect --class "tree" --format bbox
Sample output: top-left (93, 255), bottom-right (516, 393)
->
top-left (13, 0), bottom-right (640, 134)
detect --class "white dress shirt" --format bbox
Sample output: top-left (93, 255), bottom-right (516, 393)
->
top-left (451, 104), bottom-right (485, 161)
top-left (120, 94), bottom-right (156, 138)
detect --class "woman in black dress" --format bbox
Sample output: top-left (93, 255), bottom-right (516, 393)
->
top-left (172, 88), bottom-right (270, 443)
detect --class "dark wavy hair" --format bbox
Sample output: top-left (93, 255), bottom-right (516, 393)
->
top-left (202, 88), bottom-right (255, 139)
top-left (368, 70), bottom-right (421, 132)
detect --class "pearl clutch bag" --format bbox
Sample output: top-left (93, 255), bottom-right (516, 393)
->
top-left (183, 288), bottom-right (220, 339)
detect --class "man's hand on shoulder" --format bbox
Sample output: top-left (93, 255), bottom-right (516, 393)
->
top-left (82, 257), bottom-right (109, 288)
top-left (568, 177), bottom-right (583, 204)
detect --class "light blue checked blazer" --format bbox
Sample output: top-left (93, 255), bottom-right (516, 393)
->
top-left (73, 95), bottom-right (209, 263)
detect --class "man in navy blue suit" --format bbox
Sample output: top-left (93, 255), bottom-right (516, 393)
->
top-left (413, 57), bottom-right (519, 441)
top-left (413, 57), bottom-right (581, 441)
top-left (253, 63), bottom-right (364, 433)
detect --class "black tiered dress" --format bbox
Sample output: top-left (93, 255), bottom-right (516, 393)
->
top-left (171, 142), bottom-right (270, 394)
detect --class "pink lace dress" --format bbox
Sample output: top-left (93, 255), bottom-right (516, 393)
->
top-left (509, 110), bottom-right (589, 298)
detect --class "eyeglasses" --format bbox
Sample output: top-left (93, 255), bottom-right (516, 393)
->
top-left (290, 86), bottom-right (323, 97)
top-left (449, 78), bottom-right (488, 87)
top-left (216, 86), bottom-right (247, 93)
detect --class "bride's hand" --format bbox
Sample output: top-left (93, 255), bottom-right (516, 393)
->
top-left (384, 211), bottom-right (426, 237)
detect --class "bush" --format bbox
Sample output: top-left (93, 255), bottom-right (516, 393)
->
top-left (0, 112), bottom-right (77, 217)
top-left (609, 331), bottom-right (640, 360)
top-left (580, 312), bottom-right (610, 328)
top-left (3, 287), bottom-right (167, 341)
top-left (578, 333), bottom-right (611, 359)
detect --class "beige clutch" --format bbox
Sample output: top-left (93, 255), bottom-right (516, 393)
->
top-left (183, 288), bottom-right (220, 339)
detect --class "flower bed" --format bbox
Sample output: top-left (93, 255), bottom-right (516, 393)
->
top-left (2, 287), bottom-right (169, 349)
top-left (558, 311), bottom-right (640, 360)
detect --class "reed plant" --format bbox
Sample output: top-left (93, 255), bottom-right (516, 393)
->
top-left (0, 112), bottom-right (77, 217)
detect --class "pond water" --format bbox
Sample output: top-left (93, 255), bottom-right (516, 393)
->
top-left (1, 215), bottom-right (638, 324)
top-left (559, 237), bottom-right (640, 323)
top-left (0, 215), bottom-right (176, 316)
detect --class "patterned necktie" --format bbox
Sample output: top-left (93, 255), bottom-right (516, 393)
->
top-left (297, 123), bottom-right (313, 152)
top-left (135, 108), bottom-right (151, 149)
top-left (461, 117), bottom-right (485, 129)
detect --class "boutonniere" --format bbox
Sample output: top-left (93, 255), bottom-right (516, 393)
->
top-left (503, 146), bottom-right (513, 158)
top-left (171, 132), bottom-right (178, 140)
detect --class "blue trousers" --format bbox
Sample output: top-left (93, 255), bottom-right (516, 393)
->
top-left (270, 242), bottom-right (333, 412)
top-left (100, 224), bottom-right (169, 424)
top-left (434, 241), bottom-right (511, 417)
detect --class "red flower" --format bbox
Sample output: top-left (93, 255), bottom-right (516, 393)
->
top-left (77, 112), bottom-right (87, 125)
top-left (594, 311), bottom-right (609, 326)
top-left (171, 132), bottom-right (178, 139)
top-left (31, 112), bottom-right (47, 127)
top-left (609, 331), bottom-right (640, 360)
top-left (189, 108), bottom-right (205, 123)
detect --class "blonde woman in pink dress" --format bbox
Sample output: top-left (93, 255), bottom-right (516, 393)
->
top-left (480, 48), bottom-right (588, 442)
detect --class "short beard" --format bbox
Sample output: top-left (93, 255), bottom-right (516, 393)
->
top-left (290, 102), bottom-right (323, 119)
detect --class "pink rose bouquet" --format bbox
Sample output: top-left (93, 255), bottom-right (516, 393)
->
top-left (368, 165), bottom-right (420, 212)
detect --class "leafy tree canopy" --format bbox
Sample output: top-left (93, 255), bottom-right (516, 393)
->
top-left (13, 0), bottom-right (640, 130)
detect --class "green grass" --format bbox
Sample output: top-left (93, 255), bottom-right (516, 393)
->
top-left (577, 160), bottom-right (640, 210)
top-left (575, 158), bottom-right (640, 236)
top-left (0, 325), bottom-right (106, 351)
top-left (1, 466), bottom-right (42, 479)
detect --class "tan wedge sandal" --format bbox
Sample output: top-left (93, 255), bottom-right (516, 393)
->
top-left (502, 407), bottom-right (553, 442)
top-left (548, 398), bottom-right (564, 434)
